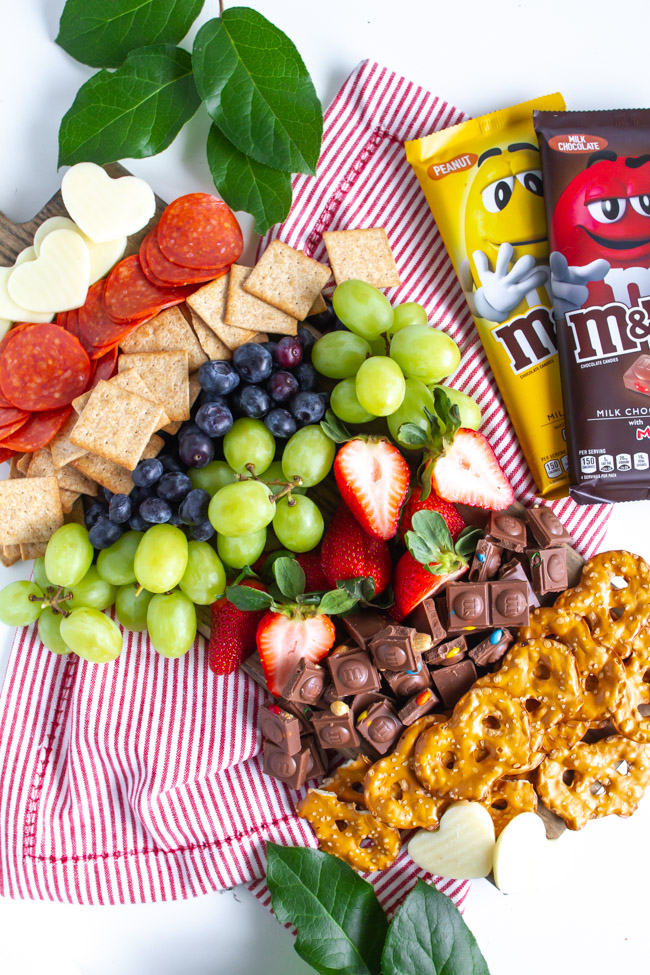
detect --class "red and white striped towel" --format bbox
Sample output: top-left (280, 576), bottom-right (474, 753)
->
top-left (0, 61), bottom-right (610, 912)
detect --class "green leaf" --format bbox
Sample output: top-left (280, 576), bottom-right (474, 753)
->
top-left (396, 422), bottom-right (430, 447)
top-left (382, 879), bottom-right (490, 975)
top-left (58, 45), bottom-right (200, 166)
top-left (455, 527), bottom-right (483, 561)
top-left (320, 410), bottom-right (351, 444)
top-left (225, 584), bottom-right (273, 612)
top-left (318, 588), bottom-right (359, 617)
top-left (412, 511), bottom-right (454, 557)
top-left (337, 577), bottom-right (376, 604)
top-left (193, 9), bottom-right (322, 175)
top-left (273, 556), bottom-right (306, 601)
top-left (431, 390), bottom-right (461, 444)
top-left (56, 0), bottom-right (205, 69)
top-left (207, 124), bottom-right (293, 235)
top-left (260, 549), bottom-right (295, 583)
top-left (267, 843), bottom-right (388, 975)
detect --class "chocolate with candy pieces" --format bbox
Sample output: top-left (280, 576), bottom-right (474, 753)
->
top-left (468, 628), bottom-right (514, 667)
top-left (312, 707), bottom-right (360, 751)
top-left (259, 703), bottom-right (302, 755)
top-left (356, 701), bottom-right (404, 754)
top-left (525, 505), bottom-right (573, 548)
top-left (282, 658), bottom-right (327, 705)
top-left (368, 624), bottom-right (418, 672)
top-left (446, 582), bottom-right (491, 633)
top-left (499, 558), bottom-right (540, 609)
top-left (263, 740), bottom-right (313, 789)
top-left (487, 512), bottom-right (527, 552)
top-left (528, 546), bottom-right (568, 595)
top-left (469, 538), bottom-right (503, 582)
top-left (341, 609), bottom-right (390, 649)
top-left (423, 634), bottom-right (468, 668)
top-left (327, 647), bottom-right (381, 697)
top-left (397, 688), bottom-right (441, 726)
top-left (489, 579), bottom-right (530, 627)
top-left (384, 660), bottom-right (433, 697)
top-left (406, 597), bottom-right (447, 645)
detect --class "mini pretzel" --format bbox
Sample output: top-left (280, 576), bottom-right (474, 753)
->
top-left (520, 606), bottom-right (625, 722)
top-left (535, 735), bottom-right (650, 830)
top-left (322, 755), bottom-right (373, 806)
top-left (364, 715), bottom-right (448, 830)
top-left (540, 719), bottom-right (590, 754)
top-left (555, 551), bottom-right (650, 656)
top-left (478, 778), bottom-right (538, 836)
top-left (296, 789), bottom-right (401, 871)
top-left (612, 655), bottom-right (650, 744)
top-left (414, 687), bottom-right (532, 801)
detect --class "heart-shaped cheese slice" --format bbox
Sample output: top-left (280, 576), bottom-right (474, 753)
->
top-left (62, 162), bottom-right (155, 243)
top-left (14, 246), bottom-right (36, 266)
top-left (0, 317), bottom-right (10, 340)
top-left (408, 801), bottom-right (495, 879)
top-left (7, 229), bottom-right (90, 313)
top-left (0, 267), bottom-right (53, 323)
top-left (35, 215), bottom-right (126, 285)
top-left (492, 812), bottom-right (555, 894)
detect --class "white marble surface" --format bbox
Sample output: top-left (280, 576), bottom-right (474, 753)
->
top-left (1, 1), bottom-right (650, 972)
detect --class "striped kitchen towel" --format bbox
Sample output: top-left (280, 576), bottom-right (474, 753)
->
top-left (0, 60), bottom-right (610, 910)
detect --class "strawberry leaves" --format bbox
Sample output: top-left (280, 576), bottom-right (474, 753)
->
top-left (406, 511), bottom-right (481, 575)
top-left (397, 390), bottom-right (462, 501)
top-left (227, 556), bottom-right (359, 617)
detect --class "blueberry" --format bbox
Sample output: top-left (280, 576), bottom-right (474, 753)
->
top-left (290, 391), bottom-right (325, 424)
top-left (293, 362), bottom-right (316, 391)
top-left (85, 501), bottom-right (107, 529)
top-left (178, 422), bottom-right (201, 442)
top-left (139, 497), bottom-right (172, 524)
top-left (318, 390), bottom-right (330, 410)
top-left (178, 431), bottom-right (214, 468)
top-left (265, 341), bottom-right (278, 361)
top-left (264, 408), bottom-right (297, 438)
top-left (232, 384), bottom-right (271, 418)
top-left (168, 504), bottom-right (184, 526)
top-left (274, 336), bottom-right (303, 369)
top-left (267, 370), bottom-right (299, 402)
top-left (190, 518), bottom-right (215, 541)
top-left (160, 454), bottom-right (184, 474)
top-left (297, 325), bottom-right (316, 357)
top-left (196, 401), bottom-right (233, 438)
top-left (198, 359), bottom-right (240, 395)
top-left (198, 389), bottom-right (227, 409)
top-left (108, 493), bottom-right (132, 524)
top-left (232, 343), bottom-right (274, 383)
top-left (179, 488), bottom-right (211, 525)
top-left (132, 458), bottom-right (164, 487)
top-left (129, 511), bottom-right (149, 532)
top-left (103, 487), bottom-right (114, 503)
top-left (305, 297), bottom-right (341, 332)
top-left (88, 516), bottom-right (123, 549)
top-left (157, 471), bottom-right (192, 501)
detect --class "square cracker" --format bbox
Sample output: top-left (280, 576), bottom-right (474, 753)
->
top-left (161, 372), bottom-right (201, 435)
top-left (57, 464), bottom-right (98, 497)
top-left (15, 453), bottom-right (33, 475)
top-left (20, 541), bottom-right (47, 561)
top-left (70, 380), bottom-right (164, 471)
top-left (64, 497), bottom-right (86, 527)
top-left (0, 476), bottom-right (63, 546)
top-left (244, 241), bottom-right (331, 320)
top-left (186, 274), bottom-right (258, 349)
top-left (322, 228), bottom-right (401, 288)
top-left (118, 351), bottom-right (190, 422)
top-left (49, 415), bottom-right (87, 469)
top-left (187, 308), bottom-right (232, 361)
top-left (226, 265), bottom-right (297, 336)
top-left (73, 372), bottom-right (170, 429)
top-left (9, 455), bottom-right (24, 479)
top-left (1, 545), bottom-right (20, 567)
top-left (307, 292), bottom-right (327, 317)
top-left (119, 305), bottom-right (207, 372)
top-left (27, 449), bottom-right (56, 479)
top-left (58, 489), bottom-right (80, 515)
top-left (71, 435), bottom-right (163, 495)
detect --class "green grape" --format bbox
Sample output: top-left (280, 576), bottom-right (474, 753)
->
top-left (44, 523), bottom-right (93, 587)
top-left (332, 280), bottom-right (394, 340)
top-left (223, 418), bottom-right (275, 475)
top-left (33, 557), bottom-right (52, 592)
top-left (330, 378), bottom-right (375, 424)
top-left (387, 379), bottom-right (435, 449)
top-left (389, 302), bottom-right (428, 336)
top-left (430, 384), bottom-right (482, 431)
top-left (272, 495), bottom-right (324, 553)
top-left (189, 460), bottom-right (237, 496)
top-left (355, 356), bottom-right (406, 416)
top-left (178, 541), bottom-right (227, 605)
top-left (96, 531), bottom-right (144, 586)
top-left (147, 591), bottom-right (197, 658)
top-left (281, 425), bottom-right (335, 487)
top-left (134, 525), bottom-right (189, 594)
top-left (208, 480), bottom-right (276, 537)
top-left (115, 585), bottom-right (153, 632)
top-left (368, 335), bottom-right (389, 356)
top-left (60, 607), bottom-right (123, 663)
top-left (311, 331), bottom-right (371, 379)
top-left (38, 607), bottom-right (71, 655)
top-left (0, 581), bottom-right (44, 626)
top-left (67, 566), bottom-right (117, 611)
top-left (217, 529), bottom-right (267, 569)
top-left (261, 460), bottom-right (306, 495)
top-left (390, 323), bottom-right (461, 384)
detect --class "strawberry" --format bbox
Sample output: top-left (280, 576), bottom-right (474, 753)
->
top-left (320, 503), bottom-right (392, 596)
top-left (333, 437), bottom-right (410, 540)
top-left (257, 611), bottom-right (336, 697)
top-left (294, 551), bottom-right (329, 593)
top-left (208, 579), bottom-right (268, 676)
top-left (399, 486), bottom-right (466, 543)
top-left (391, 551), bottom-right (466, 622)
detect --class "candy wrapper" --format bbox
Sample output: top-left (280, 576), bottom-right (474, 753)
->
top-left (405, 94), bottom-right (568, 499)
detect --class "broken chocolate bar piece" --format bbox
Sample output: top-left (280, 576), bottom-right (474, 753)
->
top-left (327, 647), bottom-right (381, 697)
top-left (259, 703), bottom-right (302, 755)
top-left (384, 660), bottom-right (432, 698)
top-left (397, 687), bottom-right (441, 726)
top-left (525, 505), bottom-right (573, 547)
top-left (350, 691), bottom-right (389, 717)
top-left (302, 734), bottom-right (326, 781)
top-left (368, 624), bottom-right (418, 672)
top-left (282, 658), bottom-right (327, 705)
top-left (446, 582), bottom-right (490, 633)
top-left (263, 740), bottom-right (312, 788)
top-left (407, 598), bottom-right (447, 646)
top-left (469, 538), bottom-right (503, 582)
top-left (528, 546), bottom-right (568, 594)
top-left (468, 628), bottom-right (514, 667)
top-left (356, 701), bottom-right (404, 754)
top-left (423, 635), bottom-right (468, 668)
top-left (489, 579), bottom-right (530, 627)
top-left (312, 707), bottom-right (360, 751)
top-left (499, 558), bottom-right (540, 609)
top-left (487, 512), bottom-right (527, 552)
top-left (341, 609), bottom-right (389, 649)
top-left (431, 658), bottom-right (478, 709)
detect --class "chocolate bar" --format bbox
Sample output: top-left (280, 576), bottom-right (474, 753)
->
top-left (499, 558), bottom-right (540, 609)
top-left (282, 658), bottom-right (327, 705)
top-left (423, 635), bottom-right (468, 668)
top-left (341, 610), bottom-right (390, 649)
top-left (469, 538), bottom-right (503, 582)
top-left (406, 598), bottom-right (447, 645)
top-left (384, 661), bottom-right (432, 698)
top-left (259, 703), bottom-right (302, 755)
top-left (356, 701), bottom-right (404, 754)
top-left (431, 659), bottom-right (478, 709)
top-left (327, 647), bottom-right (381, 697)
top-left (446, 582), bottom-right (490, 633)
top-left (623, 354), bottom-right (650, 396)
top-left (489, 579), bottom-right (530, 627)
top-left (487, 512), bottom-right (527, 552)
top-left (397, 688), bottom-right (440, 726)
top-left (525, 505), bottom-right (573, 548)
top-left (528, 547), bottom-right (568, 594)
top-left (368, 624), bottom-right (418, 672)
top-left (263, 740), bottom-right (311, 789)
top-left (350, 691), bottom-right (390, 717)
top-left (312, 706), bottom-right (360, 751)
top-left (468, 628), bottom-right (514, 667)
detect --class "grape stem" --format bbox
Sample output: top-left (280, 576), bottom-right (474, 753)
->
top-left (30, 586), bottom-right (74, 617)
top-left (239, 465), bottom-right (302, 505)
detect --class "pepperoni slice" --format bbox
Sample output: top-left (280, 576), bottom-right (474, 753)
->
top-left (104, 255), bottom-right (194, 324)
top-left (88, 346), bottom-right (118, 388)
top-left (0, 405), bottom-right (72, 451)
top-left (0, 402), bottom-right (29, 427)
top-left (0, 323), bottom-right (32, 360)
top-left (0, 415), bottom-right (29, 439)
top-left (0, 447), bottom-right (16, 464)
top-left (156, 194), bottom-right (243, 270)
top-left (141, 228), bottom-right (226, 287)
top-left (0, 324), bottom-right (91, 412)
top-left (56, 310), bottom-right (69, 329)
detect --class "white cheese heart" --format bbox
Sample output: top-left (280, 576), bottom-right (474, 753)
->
top-left (407, 801), bottom-right (495, 879)
top-left (0, 317), bottom-right (10, 340)
top-left (62, 162), bottom-right (155, 243)
top-left (34, 215), bottom-right (127, 285)
top-left (0, 267), bottom-right (54, 323)
top-left (492, 812), bottom-right (555, 894)
top-left (14, 246), bottom-right (36, 266)
top-left (7, 229), bottom-right (90, 313)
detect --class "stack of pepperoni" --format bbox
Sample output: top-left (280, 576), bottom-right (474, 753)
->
top-left (0, 195), bottom-right (243, 462)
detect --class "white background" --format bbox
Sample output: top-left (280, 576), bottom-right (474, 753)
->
top-left (0, 1), bottom-right (649, 973)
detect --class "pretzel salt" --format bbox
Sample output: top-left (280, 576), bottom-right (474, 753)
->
top-left (322, 755), bottom-right (372, 806)
top-left (478, 778), bottom-right (538, 836)
top-left (296, 789), bottom-right (401, 871)
top-left (612, 655), bottom-right (650, 744)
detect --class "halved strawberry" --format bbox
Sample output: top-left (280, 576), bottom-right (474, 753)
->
top-left (294, 551), bottom-right (330, 593)
top-left (391, 551), bottom-right (466, 622)
top-left (208, 579), bottom-right (268, 676)
top-left (257, 611), bottom-right (336, 696)
top-left (334, 437), bottom-right (410, 540)
top-left (320, 503), bottom-right (392, 596)
top-left (399, 486), bottom-right (466, 543)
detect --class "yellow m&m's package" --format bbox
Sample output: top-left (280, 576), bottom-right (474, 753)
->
top-left (405, 94), bottom-right (568, 498)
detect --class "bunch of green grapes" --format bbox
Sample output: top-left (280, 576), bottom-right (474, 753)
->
top-left (312, 282), bottom-right (482, 446)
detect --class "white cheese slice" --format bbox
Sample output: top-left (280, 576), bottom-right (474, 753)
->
top-left (408, 801), bottom-right (495, 880)
top-left (0, 317), bottom-right (11, 340)
top-left (7, 229), bottom-right (90, 313)
top-left (61, 162), bottom-right (155, 243)
top-left (35, 215), bottom-right (126, 285)
top-left (493, 812), bottom-right (555, 894)
top-left (0, 267), bottom-right (54, 323)
top-left (14, 246), bottom-right (36, 266)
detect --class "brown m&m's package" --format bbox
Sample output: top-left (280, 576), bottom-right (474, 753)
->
top-left (535, 109), bottom-right (650, 503)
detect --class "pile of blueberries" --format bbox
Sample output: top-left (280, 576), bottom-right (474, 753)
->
top-left (84, 322), bottom-right (332, 549)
